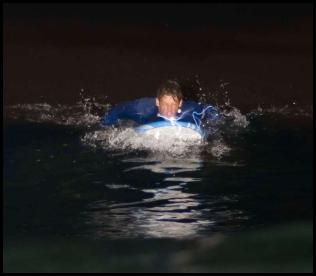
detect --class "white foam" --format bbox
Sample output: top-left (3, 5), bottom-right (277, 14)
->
top-left (140, 125), bottom-right (203, 142)
top-left (208, 139), bottom-right (231, 159)
top-left (222, 107), bottom-right (250, 128)
top-left (82, 127), bottom-right (205, 157)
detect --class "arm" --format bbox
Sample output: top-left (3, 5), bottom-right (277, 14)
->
top-left (100, 97), bottom-right (156, 126)
top-left (177, 101), bottom-right (220, 129)
top-left (181, 101), bottom-right (220, 121)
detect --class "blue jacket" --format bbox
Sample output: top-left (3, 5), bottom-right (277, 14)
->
top-left (101, 97), bottom-right (219, 126)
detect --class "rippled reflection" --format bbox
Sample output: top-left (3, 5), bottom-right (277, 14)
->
top-left (123, 157), bottom-right (202, 176)
top-left (82, 156), bottom-right (246, 239)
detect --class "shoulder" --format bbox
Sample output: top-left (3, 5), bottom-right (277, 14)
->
top-left (113, 97), bottom-right (155, 106)
top-left (134, 97), bottom-right (155, 105)
top-left (182, 100), bottom-right (204, 111)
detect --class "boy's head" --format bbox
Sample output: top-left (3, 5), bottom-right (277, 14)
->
top-left (156, 80), bottom-right (183, 118)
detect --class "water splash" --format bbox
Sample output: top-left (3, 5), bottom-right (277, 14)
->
top-left (222, 107), bottom-right (250, 128)
top-left (249, 104), bottom-right (313, 119)
top-left (208, 139), bottom-right (231, 159)
top-left (4, 101), bottom-right (110, 127)
top-left (7, 82), bottom-right (311, 160)
top-left (81, 126), bottom-right (205, 157)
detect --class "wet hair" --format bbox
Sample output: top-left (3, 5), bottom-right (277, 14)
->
top-left (156, 80), bottom-right (183, 102)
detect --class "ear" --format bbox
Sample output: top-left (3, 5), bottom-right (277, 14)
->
top-left (155, 98), bottom-right (160, 107)
top-left (179, 99), bottom-right (183, 107)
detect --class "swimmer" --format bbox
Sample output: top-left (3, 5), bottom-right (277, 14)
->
top-left (101, 79), bottom-right (219, 127)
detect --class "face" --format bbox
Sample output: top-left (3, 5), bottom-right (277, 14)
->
top-left (156, 95), bottom-right (182, 118)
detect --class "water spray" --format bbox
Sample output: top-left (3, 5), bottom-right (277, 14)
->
top-left (192, 105), bottom-right (219, 129)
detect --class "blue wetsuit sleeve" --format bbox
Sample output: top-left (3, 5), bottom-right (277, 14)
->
top-left (100, 102), bottom-right (127, 125)
top-left (100, 97), bottom-right (156, 126)
top-left (181, 101), bottom-right (220, 125)
top-left (185, 101), bottom-right (219, 119)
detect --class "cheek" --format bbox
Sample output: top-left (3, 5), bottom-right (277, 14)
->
top-left (169, 105), bottom-right (177, 112)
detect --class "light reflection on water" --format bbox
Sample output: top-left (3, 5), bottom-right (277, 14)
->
top-left (123, 157), bottom-right (203, 175)
top-left (82, 156), bottom-right (245, 239)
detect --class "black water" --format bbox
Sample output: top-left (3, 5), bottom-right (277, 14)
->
top-left (3, 103), bottom-right (313, 273)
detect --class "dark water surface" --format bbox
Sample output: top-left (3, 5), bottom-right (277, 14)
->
top-left (3, 102), bottom-right (313, 272)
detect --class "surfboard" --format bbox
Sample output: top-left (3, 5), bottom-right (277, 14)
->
top-left (135, 120), bottom-right (204, 140)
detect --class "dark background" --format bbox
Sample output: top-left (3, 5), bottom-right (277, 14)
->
top-left (3, 3), bottom-right (313, 111)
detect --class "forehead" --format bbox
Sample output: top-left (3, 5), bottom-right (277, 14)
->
top-left (158, 95), bottom-right (180, 103)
